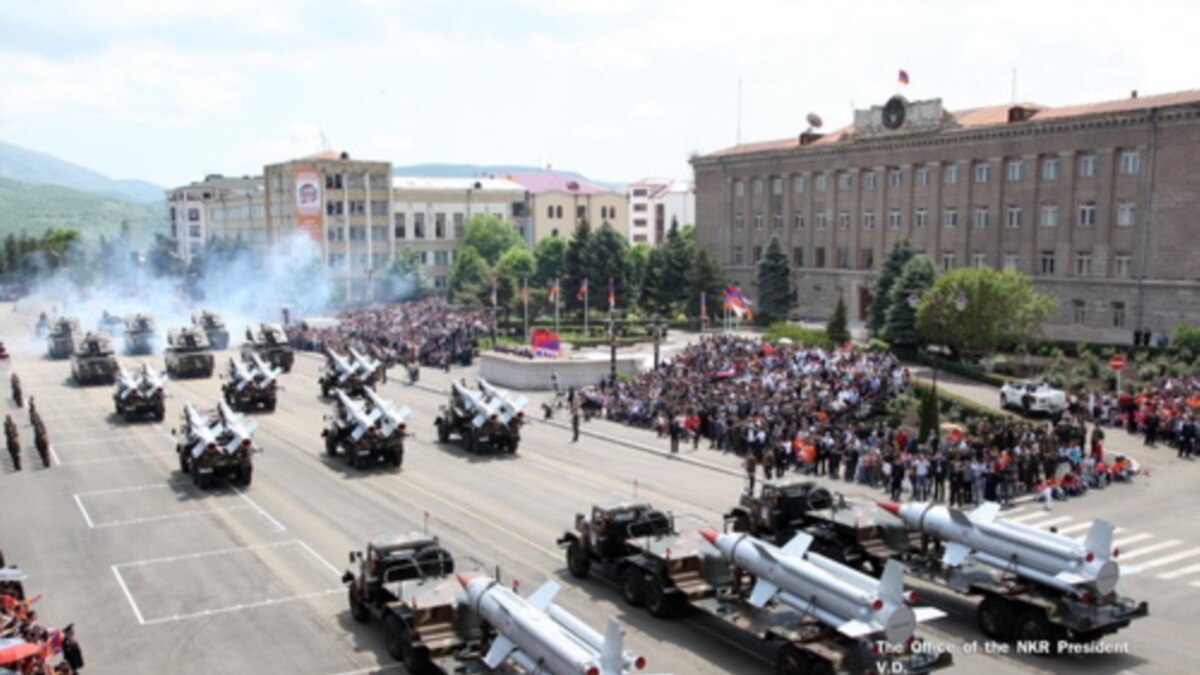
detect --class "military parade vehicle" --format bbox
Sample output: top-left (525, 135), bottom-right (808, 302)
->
top-left (163, 327), bottom-right (215, 378)
top-left (323, 388), bottom-right (410, 469)
top-left (98, 309), bottom-right (125, 336)
top-left (174, 401), bottom-right (256, 488)
top-left (241, 323), bottom-right (294, 372)
top-left (221, 354), bottom-right (280, 412)
top-left (341, 532), bottom-right (484, 673)
top-left (112, 363), bottom-right (166, 422)
top-left (71, 332), bottom-right (119, 385)
top-left (433, 379), bottom-right (525, 454)
top-left (559, 500), bottom-right (953, 675)
top-left (123, 313), bottom-right (157, 355)
top-left (319, 347), bottom-right (379, 399)
top-left (192, 309), bottom-right (230, 349)
top-left (46, 317), bottom-right (81, 359)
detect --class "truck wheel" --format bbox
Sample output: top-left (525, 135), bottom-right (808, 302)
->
top-left (404, 642), bottom-right (432, 675)
top-left (776, 644), bottom-right (812, 675)
top-left (566, 540), bottom-right (590, 579)
top-left (392, 450), bottom-right (402, 469)
top-left (265, 398), bottom-right (276, 412)
top-left (644, 574), bottom-right (673, 618)
top-left (384, 615), bottom-right (406, 660)
top-left (240, 466), bottom-right (253, 486)
top-left (154, 403), bottom-right (165, 422)
top-left (731, 512), bottom-right (751, 533)
top-left (1016, 609), bottom-right (1064, 656)
top-left (619, 567), bottom-right (646, 607)
top-left (178, 449), bottom-right (189, 474)
top-left (348, 586), bottom-right (369, 623)
top-left (436, 422), bottom-right (449, 443)
top-left (325, 434), bottom-right (337, 456)
top-left (808, 658), bottom-right (834, 675)
top-left (977, 595), bottom-right (1016, 641)
top-left (321, 383), bottom-right (330, 398)
top-left (193, 471), bottom-right (206, 489)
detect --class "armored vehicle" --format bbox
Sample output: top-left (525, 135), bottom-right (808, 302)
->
top-left (123, 313), bottom-right (156, 355)
top-left (323, 388), bottom-right (410, 469)
top-left (46, 317), bottom-right (81, 359)
top-left (222, 354), bottom-right (279, 412)
top-left (192, 310), bottom-right (230, 350)
top-left (71, 333), bottom-right (119, 385)
top-left (113, 363), bottom-right (166, 422)
top-left (98, 310), bottom-right (125, 336)
top-left (164, 327), bottom-right (215, 378)
top-left (433, 380), bottom-right (524, 454)
top-left (342, 532), bottom-right (485, 672)
top-left (174, 401), bottom-right (256, 488)
top-left (241, 323), bottom-right (294, 373)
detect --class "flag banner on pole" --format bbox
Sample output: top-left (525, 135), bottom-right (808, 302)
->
top-left (548, 278), bottom-right (559, 302)
top-left (699, 292), bottom-right (707, 319)
top-left (723, 285), bottom-right (754, 319)
top-left (531, 328), bottom-right (561, 356)
top-left (607, 277), bottom-right (615, 310)
top-left (899, 69), bottom-right (910, 85)
top-left (521, 278), bottom-right (529, 305)
top-left (576, 278), bottom-right (588, 301)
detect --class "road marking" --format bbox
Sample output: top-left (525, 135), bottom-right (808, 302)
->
top-left (1117, 540), bottom-right (1181, 561)
top-left (1074, 527), bottom-right (1125, 543)
top-left (115, 540), bottom-right (304, 568)
top-left (73, 494), bottom-right (95, 528)
top-left (1157, 563), bottom-right (1200, 581)
top-left (1112, 533), bottom-right (1153, 548)
top-left (1124, 548), bottom-right (1200, 575)
top-left (93, 505), bottom-right (257, 529)
top-left (1007, 512), bottom-right (1059, 524)
top-left (75, 482), bottom-right (177, 497)
top-left (48, 444), bottom-right (59, 466)
top-left (231, 484), bottom-right (287, 532)
top-left (111, 566), bottom-right (146, 625)
top-left (297, 540), bottom-right (343, 577)
top-left (1030, 516), bottom-right (1073, 529)
top-left (60, 453), bottom-right (162, 466)
top-left (141, 588), bottom-right (343, 626)
top-left (1055, 522), bottom-right (1094, 535)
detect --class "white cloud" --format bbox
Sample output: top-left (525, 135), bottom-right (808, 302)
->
top-left (631, 102), bottom-right (668, 119)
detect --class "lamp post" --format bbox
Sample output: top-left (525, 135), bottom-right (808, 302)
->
top-left (607, 311), bottom-right (621, 383)
top-left (646, 314), bottom-right (667, 370)
top-left (909, 290), bottom-right (967, 435)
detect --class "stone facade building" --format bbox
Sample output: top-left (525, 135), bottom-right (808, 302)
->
top-left (691, 89), bottom-right (1200, 342)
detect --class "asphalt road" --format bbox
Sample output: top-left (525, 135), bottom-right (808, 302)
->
top-left (0, 306), bottom-right (1190, 675)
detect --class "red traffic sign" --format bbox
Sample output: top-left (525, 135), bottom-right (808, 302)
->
top-left (1110, 355), bottom-right (1126, 371)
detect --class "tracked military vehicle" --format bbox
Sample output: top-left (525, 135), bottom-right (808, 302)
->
top-left (241, 323), bottom-right (294, 373)
top-left (164, 327), bottom-right (215, 378)
top-left (71, 332), bottom-right (119, 385)
top-left (46, 317), bottom-right (81, 359)
top-left (192, 310), bottom-right (230, 350)
top-left (123, 313), bottom-right (156, 355)
top-left (113, 363), bottom-right (166, 422)
top-left (98, 310), bottom-right (125, 336)
top-left (433, 379), bottom-right (525, 454)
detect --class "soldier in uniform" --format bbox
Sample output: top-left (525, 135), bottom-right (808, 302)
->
top-left (571, 403), bottom-right (581, 443)
top-left (27, 396), bottom-right (37, 425)
top-left (33, 418), bottom-right (50, 468)
top-left (10, 372), bottom-right (21, 408)
top-left (4, 415), bottom-right (20, 471)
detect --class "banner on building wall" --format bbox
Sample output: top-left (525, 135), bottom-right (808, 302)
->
top-left (295, 168), bottom-right (323, 241)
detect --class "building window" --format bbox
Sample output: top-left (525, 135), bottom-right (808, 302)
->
top-left (860, 248), bottom-right (875, 270)
top-left (941, 252), bottom-right (956, 271)
top-left (1071, 299), bottom-right (1086, 325)
top-left (753, 178), bottom-right (763, 195)
top-left (816, 211), bottom-right (828, 229)
top-left (1114, 254), bottom-right (1132, 278)
top-left (1079, 152), bottom-right (1097, 177)
top-left (915, 207), bottom-right (929, 228)
top-left (371, 225), bottom-right (387, 242)
top-left (435, 213), bottom-right (446, 238)
top-left (349, 226), bottom-right (366, 241)
top-left (1112, 302), bottom-right (1126, 328)
top-left (838, 211), bottom-right (850, 230)
top-left (773, 213), bottom-right (783, 229)
top-left (838, 172), bottom-right (852, 191)
top-left (1006, 206), bottom-right (1022, 228)
top-left (734, 180), bottom-right (744, 197)
top-left (632, 203), bottom-right (648, 212)
top-left (1120, 149), bottom-right (1141, 175)
top-left (944, 164), bottom-right (960, 185)
top-left (974, 206), bottom-right (990, 228)
top-left (1003, 253), bottom-right (1019, 271)
top-left (1075, 252), bottom-right (1094, 277)
top-left (734, 213), bottom-right (744, 229)
top-left (577, 205), bottom-right (586, 220)
top-left (1040, 250), bottom-right (1056, 275)
top-left (1078, 201), bottom-right (1097, 227)
top-left (453, 213), bottom-right (465, 238)
top-left (753, 246), bottom-right (763, 262)
top-left (943, 207), bottom-right (959, 228)
top-left (793, 175), bottom-right (806, 193)
top-left (349, 200), bottom-right (366, 215)
top-left (772, 177), bottom-right (784, 195)
top-left (793, 247), bottom-right (804, 267)
top-left (972, 252), bottom-right (987, 269)
top-left (815, 247), bottom-right (827, 268)
top-left (187, 208), bottom-right (200, 222)
top-left (413, 213), bottom-right (425, 238)
top-left (864, 171), bottom-right (877, 190)
top-left (394, 213), bottom-right (407, 239)
top-left (326, 200), bottom-right (344, 216)
top-left (794, 212), bottom-right (805, 229)
top-left (631, 188), bottom-right (648, 197)
top-left (188, 224), bottom-right (201, 238)
top-left (433, 251), bottom-right (449, 266)
top-left (325, 174), bottom-right (343, 189)
top-left (733, 246), bottom-right (745, 265)
top-left (815, 173), bottom-right (828, 192)
top-left (1117, 201), bottom-right (1136, 227)
top-left (327, 253), bottom-right (346, 269)
top-left (556, 205), bottom-right (563, 219)
top-left (888, 168), bottom-right (903, 188)
top-left (974, 162), bottom-right (991, 183)
top-left (547, 205), bottom-right (555, 218)
top-left (916, 166), bottom-right (930, 186)
top-left (1006, 159), bottom-right (1025, 182)
top-left (1040, 204), bottom-right (1058, 227)
top-left (836, 247), bottom-right (850, 269)
top-left (1042, 156), bottom-right (1060, 181)
top-left (433, 275), bottom-right (446, 289)
top-left (888, 208), bottom-right (902, 230)
top-left (863, 211), bottom-right (876, 230)
top-left (753, 214), bottom-right (764, 229)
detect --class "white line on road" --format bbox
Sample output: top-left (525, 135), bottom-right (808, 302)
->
top-left (1007, 512), bottom-right (1061, 524)
top-left (48, 444), bottom-right (59, 466)
top-left (297, 540), bottom-right (343, 577)
top-left (93, 505), bottom-right (257, 529)
top-left (231, 485), bottom-right (286, 532)
top-left (1030, 516), bottom-right (1073, 529)
top-left (1124, 548), bottom-right (1200, 575)
top-left (140, 588), bottom-right (343, 626)
top-left (75, 482), bottom-right (176, 497)
top-left (60, 453), bottom-right (162, 466)
top-left (1117, 540), bottom-right (1181, 561)
top-left (1056, 522), bottom-right (1094, 535)
top-left (1157, 563), bottom-right (1200, 581)
top-left (1112, 533), bottom-right (1153, 548)
top-left (72, 494), bottom-right (95, 528)
top-left (114, 540), bottom-right (303, 568)
top-left (111, 566), bottom-right (146, 625)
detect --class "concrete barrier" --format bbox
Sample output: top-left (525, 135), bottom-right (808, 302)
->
top-left (479, 351), bottom-right (641, 391)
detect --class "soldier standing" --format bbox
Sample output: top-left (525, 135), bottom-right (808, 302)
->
top-left (744, 450), bottom-right (758, 493)
top-left (27, 396), bottom-right (37, 425)
top-left (4, 415), bottom-right (19, 471)
top-left (10, 373), bottom-right (21, 408)
top-left (571, 404), bottom-right (581, 443)
top-left (33, 419), bottom-right (50, 468)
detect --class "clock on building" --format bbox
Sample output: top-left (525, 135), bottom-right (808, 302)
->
top-left (882, 96), bottom-right (906, 130)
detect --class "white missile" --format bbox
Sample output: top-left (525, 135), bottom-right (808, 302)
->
top-left (334, 389), bottom-right (381, 441)
top-left (451, 381), bottom-right (499, 428)
top-left (229, 356), bottom-right (255, 391)
top-left (459, 574), bottom-right (645, 675)
top-left (115, 364), bottom-right (139, 399)
top-left (477, 378), bottom-right (529, 424)
top-left (348, 347), bottom-right (382, 380)
top-left (878, 501), bottom-right (1123, 597)
top-left (182, 402), bottom-right (220, 457)
top-left (699, 530), bottom-right (941, 644)
top-left (138, 363), bottom-right (164, 395)
top-left (325, 348), bottom-right (358, 384)
top-left (216, 400), bottom-right (258, 453)
top-left (361, 388), bottom-right (410, 437)
top-left (247, 352), bottom-right (281, 388)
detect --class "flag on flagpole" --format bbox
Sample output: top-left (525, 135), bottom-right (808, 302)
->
top-left (607, 277), bottom-right (615, 310)
top-left (898, 69), bottom-right (910, 85)
top-left (699, 292), bottom-right (707, 319)
top-left (723, 285), bottom-right (754, 319)
top-left (576, 278), bottom-right (588, 301)
top-left (521, 278), bottom-right (529, 304)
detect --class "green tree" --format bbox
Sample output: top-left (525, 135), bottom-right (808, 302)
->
top-left (1, 233), bottom-right (16, 276)
top-left (446, 245), bottom-right (491, 305)
top-left (661, 224), bottom-right (695, 307)
top-left (496, 246), bottom-right (537, 309)
top-left (627, 243), bottom-right (651, 304)
top-left (147, 234), bottom-right (182, 278)
top-left (532, 236), bottom-right (567, 286)
top-left (916, 267), bottom-right (1056, 357)
top-left (826, 295), bottom-right (850, 344)
top-left (385, 250), bottom-right (425, 300)
top-left (564, 220), bottom-right (592, 312)
top-left (686, 246), bottom-right (727, 324)
top-left (464, 214), bottom-right (523, 265)
top-left (583, 222), bottom-right (631, 311)
top-left (883, 255), bottom-right (936, 347)
top-left (918, 385), bottom-right (939, 441)
top-left (870, 240), bottom-right (915, 336)
top-left (754, 234), bottom-right (791, 325)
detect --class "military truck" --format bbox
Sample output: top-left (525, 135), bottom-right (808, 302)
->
top-left (164, 327), bottom-right (215, 378)
top-left (323, 388), bottom-right (409, 469)
top-left (558, 500), bottom-right (953, 675)
top-left (174, 402), bottom-right (255, 488)
top-left (221, 355), bottom-right (279, 412)
top-left (123, 313), bottom-right (156, 355)
top-left (113, 364), bottom-right (166, 422)
top-left (341, 533), bottom-right (487, 673)
top-left (192, 310), bottom-right (230, 350)
top-left (46, 317), bottom-right (81, 359)
top-left (71, 333), bottom-right (119, 385)
top-left (433, 381), bottom-right (523, 454)
top-left (319, 347), bottom-right (373, 399)
top-left (241, 323), bottom-right (294, 373)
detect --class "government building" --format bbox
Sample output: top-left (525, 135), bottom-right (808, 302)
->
top-left (691, 89), bottom-right (1200, 342)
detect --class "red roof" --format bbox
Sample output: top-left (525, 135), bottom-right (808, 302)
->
top-left (507, 172), bottom-right (609, 195)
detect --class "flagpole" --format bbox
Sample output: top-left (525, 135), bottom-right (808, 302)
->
top-left (583, 280), bottom-right (589, 337)
top-left (522, 278), bottom-right (529, 343)
top-left (554, 278), bottom-right (560, 336)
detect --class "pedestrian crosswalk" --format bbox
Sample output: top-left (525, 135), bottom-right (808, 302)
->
top-left (989, 503), bottom-right (1200, 589)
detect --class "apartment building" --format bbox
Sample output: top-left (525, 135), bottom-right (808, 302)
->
top-left (626, 177), bottom-right (695, 244)
top-left (508, 173), bottom-right (628, 244)
top-left (167, 175), bottom-right (263, 262)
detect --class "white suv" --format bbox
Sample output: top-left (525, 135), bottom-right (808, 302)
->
top-left (1000, 380), bottom-right (1068, 417)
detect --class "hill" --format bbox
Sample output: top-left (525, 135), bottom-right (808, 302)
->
top-left (392, 163), bottom-right (626, 191)
top-left (0, 177), bottom-right (166, 243)
top-left (0, 140), bottom-right (164, 203)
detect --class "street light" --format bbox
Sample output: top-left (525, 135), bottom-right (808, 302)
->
top-left (645, 314), bottom-right (668, 370)
top-left (607, 310), bottom-right (622, 383)
top-left (908, 290), bottom-right (968, 435)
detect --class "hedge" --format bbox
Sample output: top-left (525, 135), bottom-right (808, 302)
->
top-left (911, 381), bottom-right (1011, 431)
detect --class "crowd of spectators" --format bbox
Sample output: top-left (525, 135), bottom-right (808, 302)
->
top-left (286, 298), bottom-right (490, 371)
top-left (0, 552), bottom-right (82, 674)
top-left (1073, 379), bottom-right (1198, 458)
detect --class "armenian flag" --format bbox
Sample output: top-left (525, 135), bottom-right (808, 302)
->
top-left (899, 69), bottom-right (910, 85)
top-left (699, 292), bottom-right (707, 319)
top-left (576, 278), bottom-right (588, 301)
top-left (521, 278), bottom-right (529, 305)
top-left (607, 278), bottom-right (615, 310)
top-left (723, 285), bottom-right (754, 319)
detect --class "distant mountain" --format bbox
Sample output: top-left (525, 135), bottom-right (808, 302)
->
top-left (0, 177), bottom-right (165, 243)
top-left (0, 140), bottom-right (164, 203)
top-left (392, 163), bottom-right (626, 191)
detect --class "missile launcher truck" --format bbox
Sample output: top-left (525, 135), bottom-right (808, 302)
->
top-left (113, 364), bottom-right (166, 422)
top-left (433, 380), bottom-right (525, 454)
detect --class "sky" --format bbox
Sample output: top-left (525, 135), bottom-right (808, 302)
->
top-left (0, 0), bottom-right (1197, 188)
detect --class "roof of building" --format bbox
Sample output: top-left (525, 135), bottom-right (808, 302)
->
top-left (391, 176), bottom-right (525, 192)
top-left (628, 177), bottom-right (694, 199)
top-left (170, 175), bottom-right (263, 193)
top-left (700, 88), bottom-right (1200, 160)
top-left (506, 172), bottom-right (611, 195)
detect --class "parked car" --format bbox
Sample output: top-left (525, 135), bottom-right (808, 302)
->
top-left (1000, 379), bottom-right (1068, 417)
